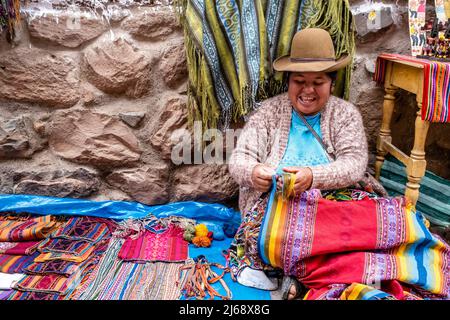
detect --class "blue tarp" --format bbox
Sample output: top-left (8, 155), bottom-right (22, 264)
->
top-left (0, 194), bottom-right (241, 238)
top-left (0, 194), bottom-right (272, 300)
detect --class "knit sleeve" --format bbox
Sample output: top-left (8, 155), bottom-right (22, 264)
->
top-left (228, 106), bottom-right (270, 188)
top-left (309, 104), bottom-right (368, 190)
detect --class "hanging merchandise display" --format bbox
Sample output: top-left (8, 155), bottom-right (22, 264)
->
top-left (412, 0), bottom-right (450, 60)
top-left (408, 0), bottom-right (427, 56)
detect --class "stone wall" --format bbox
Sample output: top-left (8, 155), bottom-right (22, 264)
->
top-left (0, 2), bottom-right (239, 206)
top-left (0, 1), bottom-right (448, 209)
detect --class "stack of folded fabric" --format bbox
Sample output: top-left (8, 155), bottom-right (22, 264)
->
top-left (8, 217), bottom-right (114, 300)
top-left (0, 214), bottom-right (61, 299)
top-left (75, 216), bottom-right (193, 300)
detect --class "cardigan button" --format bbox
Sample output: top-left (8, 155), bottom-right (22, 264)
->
top-left (327, 147), bottom-right (334, 154)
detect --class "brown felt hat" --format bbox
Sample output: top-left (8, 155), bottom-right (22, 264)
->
top-left (273, 28), bottom-right (352, 73)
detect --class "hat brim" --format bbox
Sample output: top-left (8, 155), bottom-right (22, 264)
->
top-left (272, 54), bottom-right (352, 73)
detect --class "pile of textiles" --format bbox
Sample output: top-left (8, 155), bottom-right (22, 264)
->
top-left (229, 173), bottom-right (450, 300)
top-left (0, 209), bottom-right (237, 300)
top-left (4, 216), bottom-right (115, 300)
top-left (75, 216), bottom-right (196, 300)
top-left (0, 197), bottom-right (246, 300)
top-left (0, 214), bottom-right (62, 299)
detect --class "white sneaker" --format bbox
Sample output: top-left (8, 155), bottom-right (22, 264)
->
top-left (236, 267), bottom-right (278, 290)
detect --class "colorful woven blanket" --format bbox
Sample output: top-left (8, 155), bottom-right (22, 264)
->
top-left (24, 257), bottom-right (94, 278)
top-left (374, 53), bottom-right (450, 123)
top-left (177, 0), bottom-right (355, 129)
top-left (257, 176), bottom-right (450, 299)
top-left (12, 259), bottom-right (97, 296)
top-left (380, 155), bottom-right (450, 228)
top-left (118, 224), bottom-right (188, 263)
top-left (0, 215), bottom-right (60, 241)
top-left (0, 252), bottom-right (39, 274)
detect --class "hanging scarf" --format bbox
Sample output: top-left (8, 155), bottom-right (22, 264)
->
top-left (175, 0), bottom-right (355, 130)
top-left (0, 0), bottom-right (21, 40)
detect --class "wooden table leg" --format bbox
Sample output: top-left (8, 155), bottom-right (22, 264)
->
top-left (405, 101), bottom-right (429, 207)
top-left (375, 86), bottom-right (397, 180)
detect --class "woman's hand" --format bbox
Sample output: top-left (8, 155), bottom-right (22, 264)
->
top-left (251, 164), bottom-right (276, 192)
top-left (282, 167), bottom-right (313, 195)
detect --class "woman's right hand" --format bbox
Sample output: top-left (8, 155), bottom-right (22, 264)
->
top-left (251, 164), bottom-right (276, 192)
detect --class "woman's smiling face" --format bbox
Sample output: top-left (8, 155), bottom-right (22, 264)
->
top-left (288, 72), bottom-right (333, 116)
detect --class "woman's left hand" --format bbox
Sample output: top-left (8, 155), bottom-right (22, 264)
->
top-left (281, 167), bottom-right (313, 195)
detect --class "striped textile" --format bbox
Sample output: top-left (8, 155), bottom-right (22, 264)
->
top-left (305, 282), bottom-right (423, 300)
top-left (34, 245), bottom-right (97, 263)
top-left (257, 181), bottom-right (450, 300)
top-left (0, 289), bottom-right (14, 300)
top-left (380, 155), bottom-right (450, 227)
top-left (118, 224), bottom-right (188, 263)
top-left (6, 291), bottom-right (60, 300)
top-left (177, 0), bottom-right (354, 129)
top-left (76, 238), bottom-right (186, 300)
top-left (0, 253), bottom-right (39, 274)
top-left (12, 257), bottom-right (98, 296)
top-left (0, 215), bottom-right (60, 241)
top-left (50, 217), bottom-right (109, 242)
top-left (24, 255), bottom-right (96, 277)
top-left (38, 238), bottom-right (99, 256)
top-left (0, 241), bottom-right (40, 255)
top-left (374, 53), bottom-right (450, 123)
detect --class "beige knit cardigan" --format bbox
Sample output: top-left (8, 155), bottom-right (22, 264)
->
top-left (228, 93), bottom-right (386, 214)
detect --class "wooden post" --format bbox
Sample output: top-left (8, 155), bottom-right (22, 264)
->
top-left (405, 101), bottom-right (429, 207)
top-left (375, 84), bottom-right (397, 180)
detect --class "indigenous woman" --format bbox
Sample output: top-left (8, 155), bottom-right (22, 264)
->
top-left (227, 28), bottom-right (450, 300)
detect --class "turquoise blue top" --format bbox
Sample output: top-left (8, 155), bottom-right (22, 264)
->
top-left (276, 110), bottom-right (330, 174)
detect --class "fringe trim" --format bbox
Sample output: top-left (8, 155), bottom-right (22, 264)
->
top-left (0, 0), bottom-right (21, 41)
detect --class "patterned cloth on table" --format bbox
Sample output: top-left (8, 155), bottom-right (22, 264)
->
top-left (374, 53), bottom-right (450, 123)
top-left (0, 215), bottom-right (60, 241)
top-left (76, 238), bottom-right (187, 300)
top-left (0, 241), bottom-right (40, 255)
top-left (230, 185), bottom-right (450, 300)
top-left (177, 0), bottom-right (355, 129)
top-left (0, 252), bottom-right (39, 274)
top-left (118, 224), bottom-right (188, 263)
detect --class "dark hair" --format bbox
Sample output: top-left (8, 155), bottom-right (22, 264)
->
top-left (326, 71), bottom-right (338, 82)
top-left (287, 71), bottom-right (337, 80)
